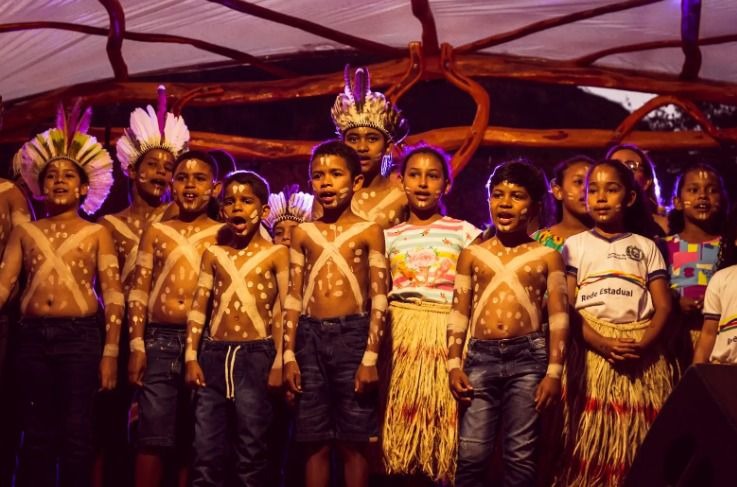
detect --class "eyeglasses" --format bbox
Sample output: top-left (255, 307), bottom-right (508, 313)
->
top-left (619, 159), bottom-right (643, 172)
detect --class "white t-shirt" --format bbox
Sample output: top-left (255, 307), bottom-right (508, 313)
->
top-left (563, 230), bottom-right (667, 323)
top-left (703, 264), bottom-right (737, 363)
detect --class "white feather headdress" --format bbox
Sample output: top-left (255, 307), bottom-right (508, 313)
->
top-left (263, 185), bottom-right (314, 232)
top-left (14, 101), bottom-right (113, 215)
top-left (331, 65), bottom-right (408, 143)
top-left (116, 85), bottom-right (190, 177)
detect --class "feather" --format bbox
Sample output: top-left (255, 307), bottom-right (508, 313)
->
top-left (354, 67), bottom-right (368, 111)
top-left (156, 85), bottom-right (167, 137)
top-left (77, 106), bottom-right (92, 134)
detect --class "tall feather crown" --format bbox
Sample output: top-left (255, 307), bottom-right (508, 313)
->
top-left (14, 101), bottom-right (113, 214)
top-left (331, 66), bottom-right (408, 143)
top-left (263, 185), bottom-right (314, 232)
top-left (116, 85), bottom-right (190, 176)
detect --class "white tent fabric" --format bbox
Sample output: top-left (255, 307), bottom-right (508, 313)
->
top-left (1, 0), bottom-right (735, 101)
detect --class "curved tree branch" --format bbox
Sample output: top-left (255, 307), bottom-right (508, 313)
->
top-left (572, 33), bottom-right (737, 66)
top-left (98, 0), bottom-right (128, 80)
top-left (206, 0), bottom-right (404, 57)
top-left (411, 0), bottom-right (440, 56)
top-left (456, 0), bottom-right (661, 53)
top-left (0, 21), bottom-right (294, 78)
top-left (680, 0), bottom-right (702, 80)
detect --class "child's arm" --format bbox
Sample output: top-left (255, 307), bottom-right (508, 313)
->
top-left (693, 317), bottom-right (718, 364)
top-left (127, 226), bottom-right (157, 386)
top-left (0, 226), bottom-right (23, 311)
top-left (283, 226), bottom-right (307, 394)
top-left (637, 277), bottom-right (672, 349)
top-left (447, 248), bottom-right (474, 406)
top-left (7, 185), bottom-right (33, 225)
top-left (354, 224), bottom-right (389, 394)
top-left (535, 252), bottom-right (568, 411)
top-left (184, 249), bottom-right (215, 388)
top-left (97, 226), bottom-right (126, 391)
top-left (269, 246), bottom-right (290, 391)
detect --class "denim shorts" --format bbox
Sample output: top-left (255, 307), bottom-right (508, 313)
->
top-left (136, 324), bottom-right (192, 451)
top-left (294, 314), bottom-right (378, 443)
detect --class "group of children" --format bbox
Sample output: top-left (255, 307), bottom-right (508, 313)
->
top-left (0, 68), bottom-right (736, 487)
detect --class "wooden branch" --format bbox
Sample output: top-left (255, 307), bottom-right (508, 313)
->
top-left (439, 44), bottom-right (490, 174)
top-left (456, 0), bottom-right (661, 53)
top-left (5, 52), bottom-right (737, 133)
top-left (6, 126), bottom-right (732, 170)
top-left (206, 0), bottom-right (404, 57)
top-left (680, 0), bottom-right (702, 80)
top-left (0, 21), bottom-right (294, 78)
top-left (385, 43), bottom-right (423, 103)
top-left (612, 94), bottom-right (725, 144)
top-left (411, 0), bottom-right (440, 56)
top-left (573, 33), bottom-right (737, 66)
top-left (98, 0), bottom-right (128, 80)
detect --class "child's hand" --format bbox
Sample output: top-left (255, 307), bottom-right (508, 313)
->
top-left (185, 361), bottom-right (206, 389)
top-left (596, 336), bottom-right (640, 363)
top-left (284, 361), bottom-right (302, 394)
top-left (268, 366), bottom-right (283, 393)
top-left (534, 375), bottom-right (560, 411)
top-left (128, 351), bottom-right (146, 387)
top-left (449, 369), bottom-right (474, 406)
top-left (99, 356), bottom-right (118, 391)
top-left (679, 296), bottom-right (703, 314)
top-left (354, 364), bottom-right (378, 395)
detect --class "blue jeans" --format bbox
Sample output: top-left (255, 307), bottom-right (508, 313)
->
top-left (456, 333), bottom-right (547, 487)
top-left (294, 315), bottom-right (378, 443)
top-left (14, 316), bottom-right (102, 487)
top-left (136, 324), bottom-right (191, 452)
top-left (191, 338), bottom-right (276, 487)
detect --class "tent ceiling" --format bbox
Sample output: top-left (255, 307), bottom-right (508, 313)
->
top-left (1, 0), bottom-right (736, 102)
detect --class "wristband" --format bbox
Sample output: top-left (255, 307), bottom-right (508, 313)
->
top-left (130, 337), bottom-right (145, 354)
top-left (184, 349), bottom-right (197, 363)
top-left (283, 350), bottom-right (297, 364)
top-left (361, 351), bottom-right (378, 367)
top-left (546, 363), bottom-right (563, 379)
top-left (102, 344), bottom-right (119, 358)
top-left (447, 357), bottom-right (462, 372)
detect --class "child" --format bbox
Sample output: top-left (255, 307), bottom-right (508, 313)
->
top-left (382, 145), bottom-right (480, 483)
top-left (184, 171), bottom-right (289, 486)
top-left (662, 163), bottom-right (733, 365)
top-left (693, 263), bottom-right (737, 364)
top-left (263, 184), bottom-right (314, 247)
top-left (283, 140), bottom-right (389, 487)
top-left (532, 155), bottom-right (593, 252)
top-left (447, 160), bottom-right (568, 487)
top-left (127, 151), bottom-right (222, 487)
top-left (557, 160), bottom-right (673, 486)
top-left (94, 86), bottom-right (189, 487)
top-left (102, 85), bottom-right (189, 294)
top-left (331, 66), bottom-right (409, 229)
top-left (0, 103), bottom-right (123, 487)
top-left (606, 144), bottom-right (668, 235)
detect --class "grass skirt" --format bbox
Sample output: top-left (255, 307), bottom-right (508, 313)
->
top-left (555, 310), bottom-right (673, 487)
top-left (381, 300), bottom-right (457, 483)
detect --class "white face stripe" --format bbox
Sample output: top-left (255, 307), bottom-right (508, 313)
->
top-left (301, 222), bottom-right (371, 309)
top-left (351, 187), bottom-right (404, 221)
top-left (468, 246), bottom-right (553, 333)
top-left (208, 246), bottom-right (281, 337)
top-left (21, 224), bottom-right (99, 314)
top-left (149, 224), bottom-right (220, 308)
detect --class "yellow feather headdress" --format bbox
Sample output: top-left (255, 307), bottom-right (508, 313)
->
top-left (14, 101), bottom-right (113, 215)
top-left (331, 65), bottom-right (408, 143)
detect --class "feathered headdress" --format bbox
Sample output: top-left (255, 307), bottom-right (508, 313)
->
top-left (331, 65), bottom-right (408, 143)
top-left (116, 85), bottom-right (190, 176)
top-left (263, 184), bottom-right (314, 232)
top-left (14, 100), bottom-right (113, 214)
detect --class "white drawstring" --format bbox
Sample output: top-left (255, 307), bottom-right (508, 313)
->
top-left (224, 345), bottom-right (241, 400)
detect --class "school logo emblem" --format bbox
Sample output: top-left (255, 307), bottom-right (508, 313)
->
top-left (626, 245), bottom-right (643, 261)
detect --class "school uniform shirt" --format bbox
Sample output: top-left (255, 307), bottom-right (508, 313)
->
top-left (385, 216), bottom-right (481, 304)
top-left (702, 264), bottom-right (737, 363)
top-left (563, 230), bottom-right (667, 323)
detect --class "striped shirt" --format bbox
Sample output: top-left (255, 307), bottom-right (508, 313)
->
top-left (563, 230), bottom-right (667, 323)
top-left (703, 264), bottom-right (737, 363)
top-left (385, 216), bottom-right (480, 304)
